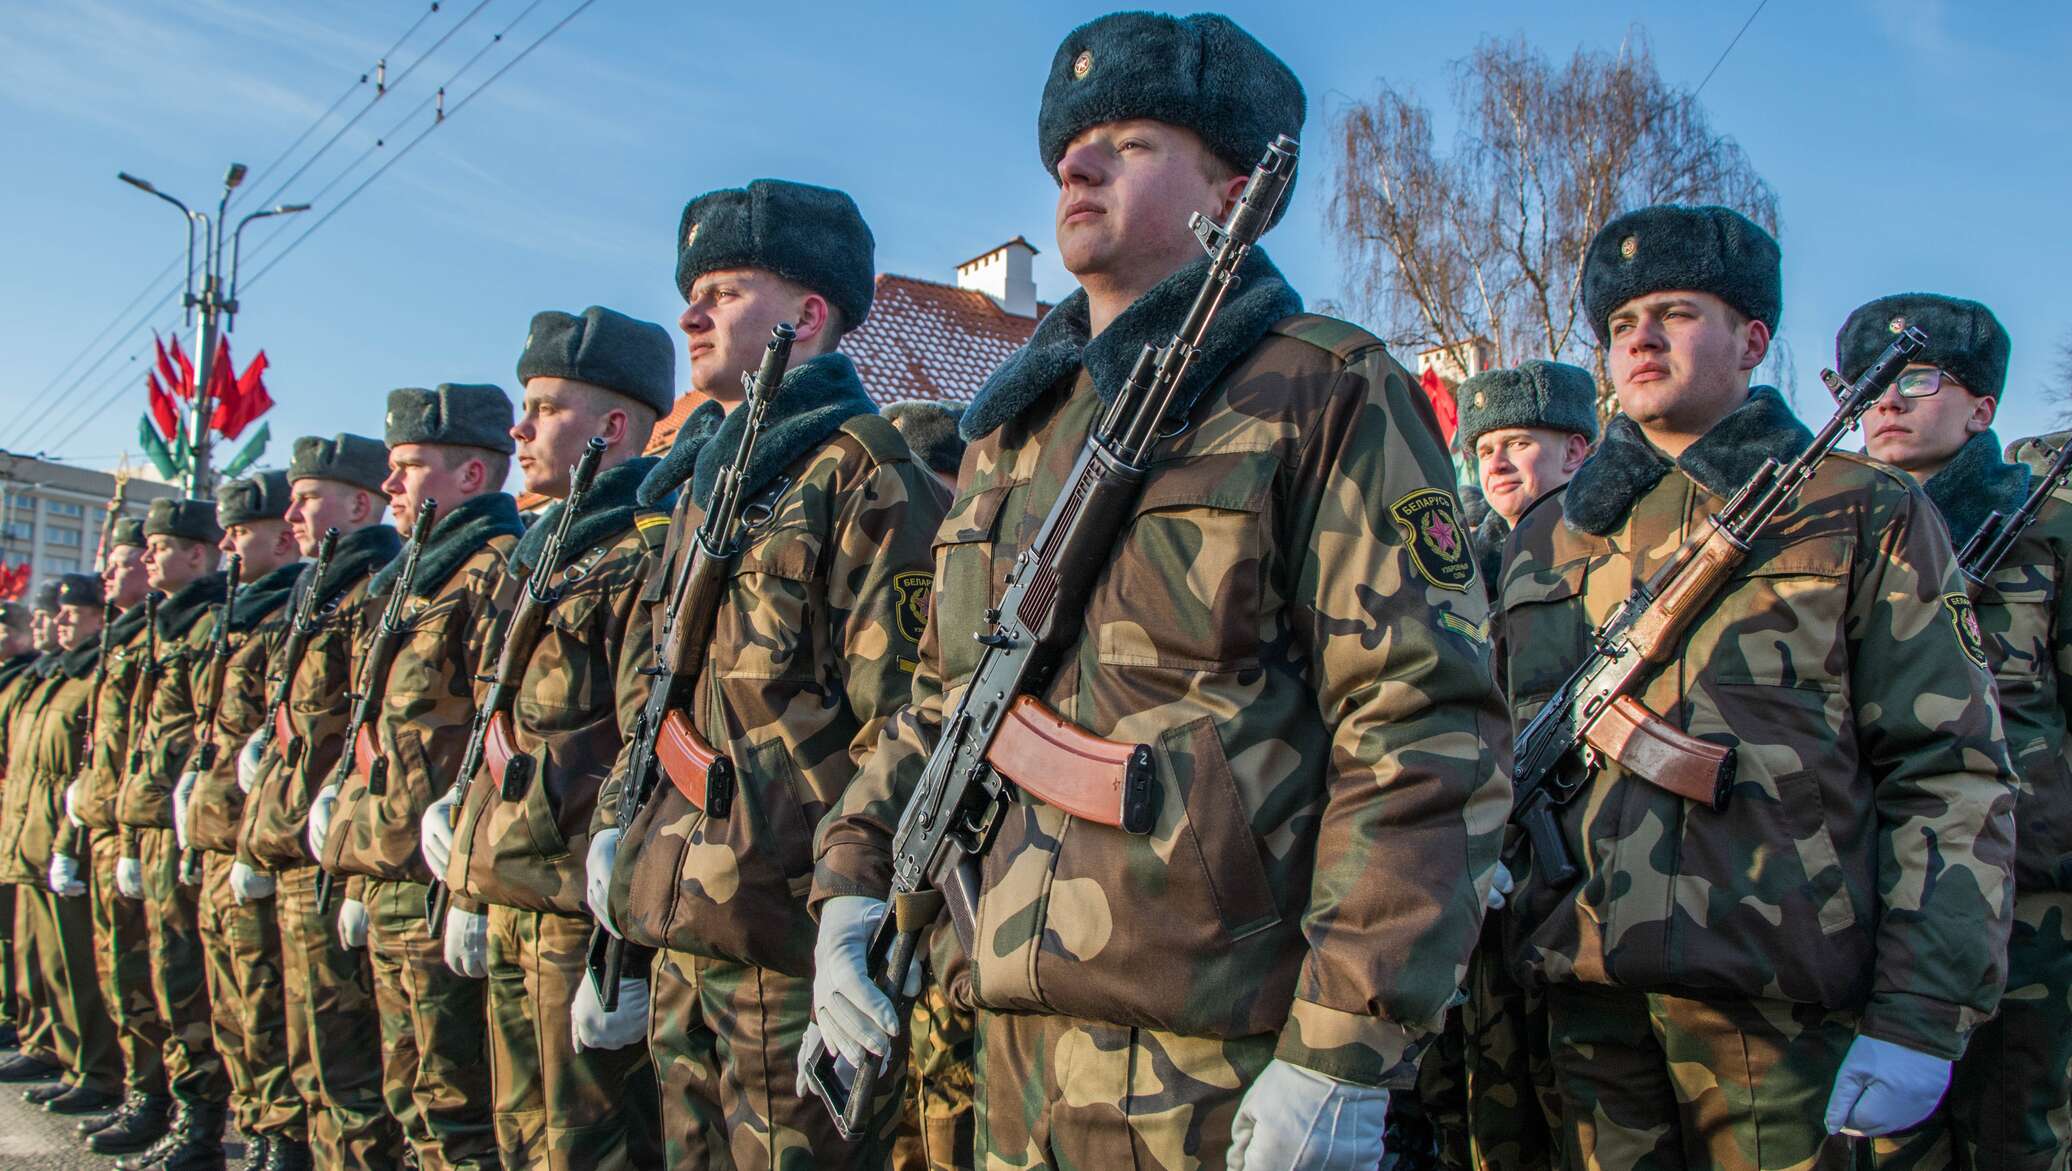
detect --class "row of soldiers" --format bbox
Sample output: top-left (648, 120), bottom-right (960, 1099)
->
top-left (0, 8), bottom-right (2061, 1171)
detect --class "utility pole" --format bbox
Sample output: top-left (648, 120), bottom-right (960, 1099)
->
top-left (117, 164), bottom-right (308, 497)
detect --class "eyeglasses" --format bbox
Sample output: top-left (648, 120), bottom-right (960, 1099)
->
top-left (1891, 367), bottom-right (1967, 398)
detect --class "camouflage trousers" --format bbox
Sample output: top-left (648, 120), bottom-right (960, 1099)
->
top-left (136, 826), bottom-right (226, 1107)
top-left (364, 877), bottom-right (495, 1171)
top-left (90, 829), bottom-right (166, 1096)
top-left (14, 880), bottom-right (120, 1092)
top-left (196, 850), bottom-right (300, 1140)
top-left (5, 879), bottom-right (57, 1064)
top-left (974, 1009), bottom-right (1276, 1171)
top-left (484, 904), bottom-right (660, 1170)
top-left (1413, 916), bottom-right (1560, 1171)
top-left (648, 947), bottom-right (893, 1169)
top-left (1544, 983), bottom-right (1943, 1171)
top-left (275, 864), bottom-right (401, 1168)
top-left (892, 972), bottom-right (976, 1171)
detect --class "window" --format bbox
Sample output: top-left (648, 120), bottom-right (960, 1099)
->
top-left (2, 522), bottom-right (30, 542)
top-left (46, 527), bottom-right (82, 548)
top-left (49, 558), bottom-right (80, 575)
top-left (45, 500), bottom-right (84, 519)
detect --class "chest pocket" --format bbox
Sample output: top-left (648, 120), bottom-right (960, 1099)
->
top-left (1979, 566), bottom-right (2054, 697)
top-left (386, 595), bottom-right (467, 702)
top-left (716, 522), bottom-right (822, 682)
top-left (520, 584), bottom-right (615, 732)
top-left (1094, 450), bottom-right (1273, 672)
top-left (1499, 555), bottom-right (1593, 710)
top-left (932, 483), bottom-right (1016, 688)
top-left (1703, 536), bottom-right (1850, 692)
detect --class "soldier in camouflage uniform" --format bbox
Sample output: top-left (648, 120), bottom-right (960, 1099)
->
top-left (1493, 206), bottom-right (2018, 1171)
top-left (813, 14), bottom-right (1510, 1171)
top-left (316, 384), bottom-right (520, 1171)
top-left (177, 471), bottom-right (306, 1171)
top-left (583, 179), bottom-right (948, 1169)
top-left (235, 435), bottom-right (404, 1170)
top-left (1849, 293), bottom-right (2072, 1171)
top-left (0, 600), bottom-right (37, 1056)
top-left (424, 306), bottom-right (669, 1169)
top-left (114, 497), bottom-right (234, 1169)
top-left (1404, 360), bottom-right (1601, 1171)
top-left (0, 582), bottom-right (63, 1086)
top-left (0, 575), bottom-right (121, 1114)
top-left (74, 518), bottom-right (176, 1154)
top-left (883, 398), bottom-right (977, 1171)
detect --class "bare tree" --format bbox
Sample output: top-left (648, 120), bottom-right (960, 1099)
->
top-left (2051, 329), bottom-right (2072, 427)
top-left (1329, 32), bottom-right (1780, 415)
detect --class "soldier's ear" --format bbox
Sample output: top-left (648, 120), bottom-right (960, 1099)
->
top-left (1969, 393), bottom-right (1997, 435)
top-left (1737, 316), bottom-right (1772, 373)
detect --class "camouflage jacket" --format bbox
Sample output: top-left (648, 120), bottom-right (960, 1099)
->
top-left (184, 564), bottom-right (301, 856)
top-left (448, 459), bottom-right (667, 915)
top-left (0, 651), bottom-right (45, 803)
top-left (0, 640), bottom-right (97, 883)
top-left (239, 525), bottom-right (402, 871)
top-left (815, 281), bottom-right (1510, 1089)
top-left (117, 571), bottom-right (231, 837)
top-left (1495, 388), bottom-right (2017, 1061)
top-left (1937, 430), bottom-right (2072, 892)
top-left (324, 494), bottom-right (523, 885)
top-left (602, 410), bottom-right (947, 976)
top-left (74, 606), bottom-right (151, 832)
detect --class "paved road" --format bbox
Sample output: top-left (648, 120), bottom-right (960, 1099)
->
top-left (0, 1080), bottom-right (252, 1170)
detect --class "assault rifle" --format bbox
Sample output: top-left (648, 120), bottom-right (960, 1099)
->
top-left (317, 499), bottom-right (437, 914)
top-left (1959, 438), bottom-right (2072, 588)
top-left (804, 134), bottom-right (1299, 1136)
top-left (258, 529), bottom-right (341, 767)
top-left (425, 438), bottom-right (606, 936)
top-left (584, 323), bottom-right (796, 1010)
top-left (125, 591), bottom-right (165, 778)
top-left (177, 555), bottom-right (241, 884)
top-left (63, 598), bottom-right (121, 866)
top-left (1508, 326), bottom-right (1927, 887)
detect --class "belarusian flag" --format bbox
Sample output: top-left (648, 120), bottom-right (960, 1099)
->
top-left (223, 422), bottom-right (270, 479)
top-left (138, 415), bottom-right (181, 480)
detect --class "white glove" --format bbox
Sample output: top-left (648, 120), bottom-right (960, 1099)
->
top-left (306, 783), bottom-right (340, 862)
top-left (812, 896), bottom-right (919, 1072)
top-left (585, 828), bottom-right (621, 938)
top-left (64, 780), bottom-right (85, 829)
top-left (337, 897), bottom-right (369, 950)
top-left (1486, 861), bottom-right (1515, 911)
top-left (571, 972), bottom-right (650, 1052)
top-left (172, 771), bottom-right (199, 851)
top-left (1228, 1059), bottom-right (1390, 1171)
top-left (421, 788), bottom-right (459, 880)
top-left (443, 908), bottom-right (488, 979)
top-left (48, 853), bottom-right (85, 897)
top-left (116, 857), bottom-right (144, 899)
top-left (236, 729), bottom-right (267, 794)
top-left (229, 861), bottom-right (275, 904)
top-left (1824, 1034), bottom-right (1952, 1137)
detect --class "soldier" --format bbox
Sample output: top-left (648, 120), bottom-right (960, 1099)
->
top-left (420, 305), bottom-right (669, 1168)
top-left (1493, 207), bottom-right (2018, 1171)
top-left (583, 179), bottom-right (948, 1168)
top-left (1847, 293), bottom-right (2072, 1171)
top-left (0, 581), bottom-right (61, 1083)
top-left (0, 598), bottom-right (35, 1056)
top-left (175, 471), bottom-right (306, 1171)
top-left (115, 496), bottom-right (233, 1169)
top-left (811, 12), bottom-right (1509, 1170)
top-left (316, 384), bottom-right (521, 1171)
top-left (884, 400), bottom-right (967, 496)
top-left (0, 574), bottom-right (121, 1114)
top-left (74, 517), bottom-right (177, 1155)
top-left (234, 435), bottom-right (403, 1169)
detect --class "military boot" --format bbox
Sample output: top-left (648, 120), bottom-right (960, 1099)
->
top-left (137, 1100), bottom-right (226, 1171)
top-left (90, 1095), bottom-right (177, 1155)
top-left (79, 1089), bottom-right (164, 1137)
top-left (24, 1079), bottom-right (71, 1104)
top-left (0, 1020), bottom-right (18, 1050)
top-left (0, 1051), bottom-right (61, 1081)
top-left (234, 1134), bottom-right (270, 1171)
top-left (262, 1137), bottom-right (312, 1171)
top-left (43, 1082), bottom-right (121, 1114)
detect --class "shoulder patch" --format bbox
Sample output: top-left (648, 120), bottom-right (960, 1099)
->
top-left (1267, 313), bottom-right (1385, 362)
top-left (633, 510), bottom-right (672, 552)
top-left (1943, 592), bottom-right (1989, 670)
top-left (1389, 488), bottom-right (1474, 593)
top-left (891, 570), bottom-right (932, 646)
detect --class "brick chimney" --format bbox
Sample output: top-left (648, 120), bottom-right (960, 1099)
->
top-left (955, 237), bottom-right (1039, 318)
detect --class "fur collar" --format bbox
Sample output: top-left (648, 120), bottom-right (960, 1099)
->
top-left (515, 457), bottom-right (658, 573)
top-left (157, 571), bottom-right (231, 641)
top-left (58, 636), bottom-right (99, 679)
top-left (1922, 429), bottom-right (2030, 548)
top-left (31, 651), bottom-right (60, 679)
top-left (638, 400), bottom-right (723, 507)
top-left (639, 352), bottom-right (877, 511)
top-left (1471, 511), bottom-right (1511, 595)
top-left (961, 248), bottom-right (1304, 441)
top-left (227, 562), bottom-right (304, 633)
top-left (103, 605), bottom-right (150, 649)
top-left (1564, 385), bottom-right (1809, 536)
top-left (0, 650), bottom-right (37, 688)
top-left (370, 493), bottom-right (526, 600)
top-left (300, 524), bottom-right (405, 614)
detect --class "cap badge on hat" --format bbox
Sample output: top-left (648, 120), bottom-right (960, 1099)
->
top-left (1888, 315), bottom-right (1908, 334)
top-left (1619, 236), bottom-right (1638, 260)
top-left (384, 409), bottom-right (397, 430)
top-left (1072, 49), bottom-right (1093, 79)
top-left (1473, 391), bottom-right (1486, 409)
top-left (684, 222), bottom-right (701, 249)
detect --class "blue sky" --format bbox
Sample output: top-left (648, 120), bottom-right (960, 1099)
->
top-left (4, 0), bottom-right (2068, 480)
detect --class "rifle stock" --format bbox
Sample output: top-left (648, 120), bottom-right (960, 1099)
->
top-left (179, 555), bottom-right (241, 884)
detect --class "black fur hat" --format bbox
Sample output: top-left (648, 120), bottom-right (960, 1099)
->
top-left (385, 384), bottom-right (517, 454)
top-left (517, 306), bottom-right (678, 417)
top-left (1582, 204), bottom-right (1781, 346)
top-left (215, 471), bottom-right (291, 527)
top-left (883, 401), bottom-right (966, 476)
top-left (1837, 293), bottom-right (2009, 400)
top-left (289, 434), bottom-right (391, 497)
top-left (1454, 360), bottom-right (1600, 453)
top-left (143, 497), bottom-right (223, 545)
top-left (674, 180), bottom-right (877, 330)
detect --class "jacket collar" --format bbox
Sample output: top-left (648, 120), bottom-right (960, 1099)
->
top-left (1564, 385), bottom-right (1809, 536)
top-left (1921, 429), bottom-right (2029, 549)
top-left (514, 457), bottom-right (658, 574)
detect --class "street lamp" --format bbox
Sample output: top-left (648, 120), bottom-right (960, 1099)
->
top-left (118, 164), bottom-right (310, 495)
